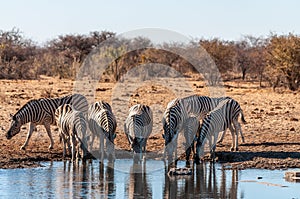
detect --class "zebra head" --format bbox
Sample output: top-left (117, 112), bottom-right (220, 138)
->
top-left (6, 115), bottom-right (22, 139)
top-left (162, 99), bottom-right (182, 146)
top-left (129, 136), bottom-right (145, 161)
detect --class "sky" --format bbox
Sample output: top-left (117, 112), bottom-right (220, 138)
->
top-left (0, 0), bottom-right (299, 45)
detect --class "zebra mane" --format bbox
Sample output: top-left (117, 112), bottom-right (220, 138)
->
top-left (128, 104), bottom-right (144, 116)
top-left (99, 109), bottom-right (111, 133)
top-left (167, 98), bottom-right (180, 108)
top-left (12, 99), bottom-right (39, 120)
top-left (205, 98), bottom-right (232, 118)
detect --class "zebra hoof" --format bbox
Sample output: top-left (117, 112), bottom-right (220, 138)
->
top-left (230, 147), bottom-right (238, 152)
top-left (48, 145), bottom-right (54, 150)
top-left (20, 146), bottom-right (26, 150)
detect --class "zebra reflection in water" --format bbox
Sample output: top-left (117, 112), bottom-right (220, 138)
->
top-left (127, 161), bottom-right (152, 198)
top-left (163, 163), bottom-right (240, 199)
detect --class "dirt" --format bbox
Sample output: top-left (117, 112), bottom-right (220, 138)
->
top-left (1, 76), bottom-right (300, 169)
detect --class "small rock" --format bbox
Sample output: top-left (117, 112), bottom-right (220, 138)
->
top-left (290, 127), bottom-right (295, 131)
top-left (290, 118), bottom-right (299, 122)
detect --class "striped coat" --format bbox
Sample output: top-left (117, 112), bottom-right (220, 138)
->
top-left (124, 104), bottom-right (153, 157)
top-left (88, 101), bottom-right (117, 160)
top-left (195, 99), bottom-right (246, 161)
top-left (6, 94), bottom-right (88, 150)
top-left (55, 104), bottom-right (88, 161)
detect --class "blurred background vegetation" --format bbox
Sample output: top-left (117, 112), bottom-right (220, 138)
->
top-left (0, 28), bottom-right (299, 91)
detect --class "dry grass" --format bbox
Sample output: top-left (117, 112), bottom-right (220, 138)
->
top-left (0, 76), bottom-right (300, 168)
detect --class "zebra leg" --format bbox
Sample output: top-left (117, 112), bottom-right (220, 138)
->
top-left (61, 133), bottom-right (68, 158)
top-left (89, 133), bottom-right (95, 152)
top-left (76, 140), bottom-right (81, 160)
top-left (186, 145), bottom-right (191, 164)
top-left (217, 130), bottom-right (226, 144)
top-left (209, 134), bottom-right (217, 161)
top-left (44, 124), bottom-right (54, 150)
top-left (233, 120), bottom-right (242, 150)
top-left (194, 139), bottom-right (201, 164)
top-left (66, 137), bottom-right (71, 155)
top-left (210, 138), bottom-right (217, 161)
top-left (99, 133), bottom-right (104, 162)
top-left (237, 122), bottom-right (245, 143)
top-left (174, 139), bottom-right (178, 166)
top-left (20, 122), bottom-right (36, 150)
top-left (71, 135), bottom-right (76, 161)
top-left (229, 124), bottom-right (237, 151)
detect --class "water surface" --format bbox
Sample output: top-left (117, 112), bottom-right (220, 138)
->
top-left (0, 160), bottom-right (299, 198)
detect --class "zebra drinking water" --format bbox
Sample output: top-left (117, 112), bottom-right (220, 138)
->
top-left (162, 98), bottom-right (186, 163)
top-left (55, 104), bottom-right (88, 161)
top-left (88, 101), bottom-right (117, 161)
top-left (183, 116), bottom-right (201, 164)
top-left (162, 95), bottom-right (246, 163)
top-left (6, 93), bottom-right (88, 150)
top-left (195, 98), bottom-right (247, 161)
top-left (124, 104), bottom-right (153, 161)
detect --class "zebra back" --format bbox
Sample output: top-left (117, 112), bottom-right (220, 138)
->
top-left (11, 93), bottom-right (88, 126)
top-left (58, 94), bottom-right (88, 115)
top-left (88, 101), bottom-right (117, 141)
top-left (55, 104), bottom-right (87, 141)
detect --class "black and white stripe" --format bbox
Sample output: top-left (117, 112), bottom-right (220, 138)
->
top-left (124, 104), bottom-right (153, 159)
top-left (88, 101), bottom-right (117, 160)
top-left (162, 96), bottom-right (225, 162)
top-left (162, 95), bottom-right (245, 162)
top-left (6, 94), bottom-right (88, 150)
top-left (162, 98), bottom-right (185, 162)
top-left (183, 116), bottom-right (200, 163)
top-left (195, 99), bottom-right (247, 161)
top-left (55, 104), bottom-right (88, 161)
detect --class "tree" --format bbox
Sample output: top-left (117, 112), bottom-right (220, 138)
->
top-left (0, 28), bottom-right (38, 79)
top-left (267, 33), bottom-right (300, 91)
top-left (200, 39), bottom-right (236, 74)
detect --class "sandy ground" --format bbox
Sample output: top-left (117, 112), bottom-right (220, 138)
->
top-left (0, 76), bottom-right (300, 169)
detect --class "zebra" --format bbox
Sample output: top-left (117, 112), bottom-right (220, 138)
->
top-left (162, 98), bottom-right (186, 163)
top-left (124, 104), bottom-right (153, 161)
top-left (195, 99), bottom-right (247, 161)
top-left (217, 125), bottom-right (245, 144)
top-left (183, 116), bottom-right (201, 164)
top-left (55, 104), bottom-right (88, 161)
top-left (6, 93), bottom-right (88, 150)
top-left (162, 95), bottom-right (245, 162)
top-left (181, 95), bottom-right (245, 143)
top-left (88, 101), bottom-right (117, 161)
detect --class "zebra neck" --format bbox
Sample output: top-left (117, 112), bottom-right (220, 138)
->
top-left (14, 107), bottom-right (35, 125)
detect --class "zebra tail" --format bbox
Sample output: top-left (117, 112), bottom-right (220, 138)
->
top-left (240, 111), bottom-right (247, 124)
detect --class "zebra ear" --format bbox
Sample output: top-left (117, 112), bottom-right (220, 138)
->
top-left (10, 114), bottom-right (15, 120)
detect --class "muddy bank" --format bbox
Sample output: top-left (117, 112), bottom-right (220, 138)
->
top-left (1, 78), bottom-right (300, 169)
